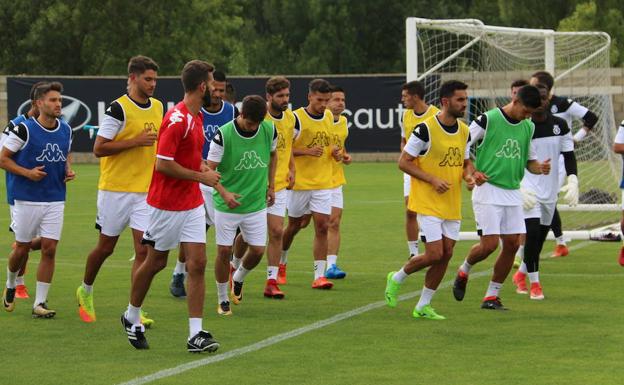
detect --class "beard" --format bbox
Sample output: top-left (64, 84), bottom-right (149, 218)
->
top-left (271, 101), bottom-right (288, 112)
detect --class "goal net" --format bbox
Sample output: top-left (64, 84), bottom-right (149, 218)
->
top-left (406, 18), bottom-right (620, 238)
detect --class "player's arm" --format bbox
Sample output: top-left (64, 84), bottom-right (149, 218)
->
top-left (0, 124), bottom-right (47, 181)
top-left (526, 144), bottom-right (550, 175)
top-left (558, 123), bottom-right (579, 205)
top-left (93, 102), bottom-right (157, 157)
top-left (462, 134), bottom-right (476, 190)
top-left (206, 129), bottom-right (240, 208)
top-left (266, 125), bottom-right (278, 206)
top-left (398, 124), bottom-right (449, 194)
top-left (567, 99), bottom-right (598, 141)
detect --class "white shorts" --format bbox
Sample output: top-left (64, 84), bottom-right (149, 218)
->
top-left (417, 214), bottom-right (461, 242)
top-left (523, 201), bottom-right (557, 226)
top-left (403, 173), bottom-right (411, 197)
top-left (8, 204), bottom-right (15, 232)
top-left (214, 209), bottom-right (267, 247)
top-left (201, 186), bottom-right (215, 226)
top-left (474, 203), bottom-right (526, 236)
top-left (288, 189), bottom-right (332, 217)
top-left (96, 190), bottom-right (149, 236)
top-left (12, 201), bottom-right (64, 242)
top-left (330, 186), bottom-right (344, 209)
top-left (142, 205), bottom-right (206, 251)
top-left (267, 189), bottom-right (289, 217)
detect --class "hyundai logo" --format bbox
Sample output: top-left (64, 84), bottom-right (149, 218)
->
top-left (17, 95), bottom-right (92, 132)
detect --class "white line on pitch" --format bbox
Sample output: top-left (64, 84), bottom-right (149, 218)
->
top-left (116, 270), bottom-right (492, 385)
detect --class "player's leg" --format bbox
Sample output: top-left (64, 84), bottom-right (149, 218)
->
top-left (232, 231), bottom-right (247, 271)
top-left (214, 210), bottom-right (241, 315)
top-left (265, 189), bottom-right (288, 297)
top-left (170, 246), bottom-right (187, 298)
top-left (620, 192), bottom-right (624, 266)
top-left (404, 174), bottom-right (419, 258)
top-left (232, 210), bottom-right (268, 303)
top-left (326, 185), bottom-right (346, 278)
top-left (280, 190), bottom-right (309, 283)
top-left (514, 233), bottom-right (525, 269)
top-left (514, 202), bottom-right (541, 294)
top-left (453, 203), bottom-right (501, 302)
top-left (550, 208), bottom-right (568, 257)
top-left (309, 189), bottom-right (333, 289)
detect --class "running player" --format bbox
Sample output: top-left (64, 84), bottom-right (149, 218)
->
top-left (513, 84), bottom-right (578, 299)
top-left (400, 81), bottom-right (440, 258)
top-left (281, 78), bottom-right (335, 289)
top-left (262, 76), bottom-right (297, 297)
top-left (209, 95), bottom-right (277, 314)
top-left (452, 85), bottom-right (549, 310)
top-left (121, 60), bottom-right (221, 352)
top-left (612, 120), bottom-right (624, 266)
top-left (76, 56), bottom-right (162, 325)
top-left (385, 81), bottom-right (475, 319)
top-left (1, 82), bottom-right (74, 317)
top-left (529, 71), bottom-right (597, 257)
top-left (1, 82), bottom-right (47, 299)
top-left (326, 85), bottom-right (351, 279)
top-left (169, 70), bottom-right (237, 298)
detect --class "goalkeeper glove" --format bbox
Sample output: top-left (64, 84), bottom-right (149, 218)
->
top-left (560, 174), bottom-right (579, 206)
top-left (521, 187), bottom-right (537, 210)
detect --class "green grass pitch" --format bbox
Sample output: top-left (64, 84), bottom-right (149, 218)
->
top-left (1, 163), bottom-right (622, 385)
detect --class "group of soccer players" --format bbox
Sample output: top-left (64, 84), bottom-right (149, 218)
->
top-left (384, 69), bottom-right (600, 319)
top-left (1, 56), bottom-right (352, 353)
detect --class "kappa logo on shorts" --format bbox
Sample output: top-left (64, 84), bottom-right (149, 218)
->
top-left (495, 139), bottom-right (521, 159)
top-left (307, 132), bottom-right (329, 148)
top-left (36, 143), bottom-right (66, 162)
top-left (234, 151), bottom-right (267, 170)
top-left (439, 146), bottom-right (463, 167)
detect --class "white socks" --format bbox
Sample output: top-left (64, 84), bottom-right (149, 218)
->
top-left (233, 266), bottom-right (250, 283)
top-left (34, 281), bottom-right (50, 307)
top-left (174, 260), bottom-right (186, 275)
top-left (485, 281), bottom-right (502, 298)
top-left (528, 272), bottom-right (540, 283)
top-left (231, 255), bottom-right (242, 270)
top-left (267, 266), bottom-right (278, 281)
top-left (216, 282), bottom-right (229, 303)
top-left (314, 260), bottom-right (326, 279)
top-left (189, 318), bottom-right (202, 339)
top-left (392, 268), bottom-right (409, 284)
top-left (327, 254), bottom-right (337, 267)
top-left (126, 303), bottom-right (141, 325)
top-left (15, 275), bottom-right (24, 286)
top-left (416, 287), bottom-right (436, 310)
top-left (516, 245), bottom-right (525, 258)
top-left (459, 260), bottom-right (472, 275)
top-left (556, 236), bottom-right (566, 246)
top-left (280, 250), bottom-right (288, 265)
top-left (6, 267), bottom-right (17, 289)
top-left (407, 241), bottom-right (419, 256)
top-left (519, 262), bottom-right (528, 274)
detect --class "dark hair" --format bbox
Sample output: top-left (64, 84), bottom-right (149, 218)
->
top-left (511, 79), bottom-right (529, 89)
top-left (329, 84), bottom-right (345, 94)
top-left (531, 71), bottom-right (554, 92)
top-left (29, 81), bottom-right (48, 101)
top-left (181, 60), bottom-right (214, 92)
top-left (534, 83), bottom-right (549, 92)
top-left (439, 80), bottom-right (468, 103)
top-left (225, 82), bottom-right (236, 103)
top-left (308, 78), bottom-right (331, 94)
top-left (213, 70), bottom-right (226, 82)
top-left (401, 80), bottom-right (425, 99)
top-left (266, 76), bottom-right (290, 95)
top-left (33, 81), bottom-right (63, 100)
top-left (128, 55), bottom-right (159, 75)
top-left (241, 95), bottom-right (267, 123)
top-left (516, 85), bottom-right (542, 109)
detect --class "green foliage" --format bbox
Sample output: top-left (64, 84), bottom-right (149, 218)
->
top-left (0, 0), bottom-right (622, 75)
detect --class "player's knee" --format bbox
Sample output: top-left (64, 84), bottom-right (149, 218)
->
top-left (186, 256), bottom-right (207, 274)
top-left (481, 240), bottom-right (498, 255)
top-left (406, 210), bottom-right (417, 220)
top-left (427, 248), bottom-right (445, 263)
top-left (250, 246), bottom-right (265, 258)
top-left (329, 219), bottom-right (340, 232)
top-left (41, 245), bottom-right (57, 259)
top-left (269, 225), bottom-right (283, 240)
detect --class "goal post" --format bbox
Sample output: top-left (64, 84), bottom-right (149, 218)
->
top-left (406, 18), bottom-right (620, 238)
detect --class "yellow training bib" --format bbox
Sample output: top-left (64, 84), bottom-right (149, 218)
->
top-left (292, 108), bottom-right (333, 190)
top-left (330, 115), bottom-right (348, 188)
top-left (402, 105), bottom-right (440, 139)
top-left (266, 109), bottom-right (296, 192)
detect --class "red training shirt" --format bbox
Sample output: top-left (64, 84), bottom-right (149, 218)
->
top-left (147, 101), bottom-right (204, 211)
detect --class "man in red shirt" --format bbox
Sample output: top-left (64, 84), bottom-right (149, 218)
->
top-left (121, 60), bottom-right (222, 353)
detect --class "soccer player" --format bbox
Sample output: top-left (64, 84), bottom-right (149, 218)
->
top-left (400, 81), bottom-right (440, 258)
top-left (512, 84), bottom-right (578, 299)
top-left (1, 82), bottom-right (74, 317)
top-left (1, 82), bottom-right (47, 299)
top-left (452, 85), bottom-right (550, 310)
top-left (76, 56), bottom-right (162, 325)
top-left (510, 79), bottom-right (528, 99)
top-left (121, 60), bottom-right (221, 352)
top-left (612, 120), bottom-right (624, 266)
top-left (326, 85), bottom-right (351, 278)
top-left (208, 95), bottom-right (277, 314)
top-left (529, 71), bottom-right (597, 257)
top-left (261, 76), bottom-right (297, 297)
top-left (169, 70), bottom-right (237, 298)
top-left (385, 81), bottom-right (475, 319)
top-left (281, 78), bottom-right (335, 289)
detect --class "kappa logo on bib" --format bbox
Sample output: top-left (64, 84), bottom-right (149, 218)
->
top-left (439, 147), bottom-right (463, 167)
top-left (307, 132), bottom-right (330, 148)
top-left (495, 139), bottom-right (521, 159)
top-left (276, 132), bottom-right (286, 150)
top-left (234, 151), bottom-right (267, 170)
top-left (36, 143), bottom-right (66, 162)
